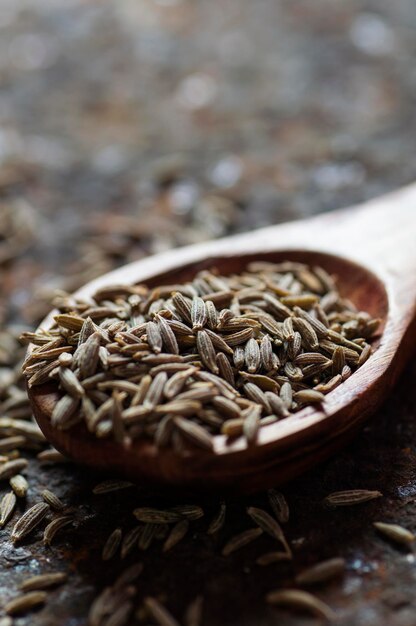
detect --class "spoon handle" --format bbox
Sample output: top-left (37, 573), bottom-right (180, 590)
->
top-left (224, 181), bottom-right (416, 276)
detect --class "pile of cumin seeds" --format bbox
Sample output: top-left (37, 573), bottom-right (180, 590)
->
top-left (22, 262), bottom-right (380, 450)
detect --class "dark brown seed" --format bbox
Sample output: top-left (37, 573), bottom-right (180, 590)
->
top-left (296, 557), bottom-right (345, 585)
top-left (157, 315), bottom-right (179, 355)
top-left (264, 392), bottom-right (289, 417)
top-left (222, 527), bottom-right (263, 556)
top-left (146, 321), bottom-right (163, 353)
top-left (144, 372), bottom-right (168, 408)
top-left (257, 551), bottom-right (292, 565)
top-left (102, 527), bottom-right (123, 560)
top-left (93, 480), bottom-right (135, 495)
top-left (163, 519), bottom-right (189, 552)
top-left (133, 508), bottom-right (182, 524)
top-left (172, 292), bottom-right (192, 324)
top-left (51, 395), bottom-right (80, 430)
top-left (207, 502), bottom-right (226, 535)
top-left (174, 417), bottom-right (214, 451)
top-left (185, 595), bottom-right (203, 626)
top-left (216, 352), bottom-right (235, 386)
top-left (191, 297), bottom-right (207, 330)
top-left (78, 332), bottom-right (101, 378)
top-left (144, 597), bottom-right (181, 626)
top-left (196, 330), bottom-right (219, 374)
top-left (121, 526), bottom-right (142, 559)
top-left (268, 489), bottom-right (290, 523)
top-left (266, 589), bottom-right (336, 621)
top-left (247, 507), bottom-right (291, 554)
top-left (43, 515), bottom-right (72, 545)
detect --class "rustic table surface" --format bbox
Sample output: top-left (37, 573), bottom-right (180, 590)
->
top-left (1, 1), bottom-right (416, 625)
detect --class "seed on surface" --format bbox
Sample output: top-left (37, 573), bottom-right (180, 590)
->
top-left (41, 489), bottom-right (65, 511)
top-left (120, 526), bottom-right (142, 559)
top-left (256, 551), bottom-right (292, 565)
top-left (268, 489), bottom-right (289, 523)
top-left (20, 572), bottom-right (68, 592)
top-left (144, 597), bottom-right (181, 626)
top-left (373, 522), bottom-right (415, 546)
top-left (184, 595), bottom-right (203, 626)
top-left (324, 490), bottom-right (382, 507)
top-left (170, 504), bottom-right (204, 520)
top-left (102, 527), bottom-right (123, 560)
top-left (247, 507), bottom-right (291, 554)
top-left (207, 502), bottom-right (226, 535)
top-left (10, 473), bottom-right (29, 498)
top-left (92, 479), bottom-right (135, 494)
top-left (43, 515), bottom-right (72, 545)
top-left (0, 458), bottom-right (28, 481)
top-left (222, 527), bottom-right (263, 556)
top-left (296, 557), bottom-right (345, 585)
top-left (163, 519), bottom-right (189, 552)
top-left (5, 591), bottom-right (47, 616)
top-left (266, 589), bottom-right (336, 621)
top-left (133, 508), bottom-right (182, 524)
top-left (12, 502), bottom-right (50, 543)
top-left (0, 492), bottom-right (17, 527)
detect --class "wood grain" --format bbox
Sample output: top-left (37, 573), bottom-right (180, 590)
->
top-left (28, 183), bottom-right (416, 494)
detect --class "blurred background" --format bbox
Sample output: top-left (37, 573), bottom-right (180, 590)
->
top-left (1, 0), bottom-right (416, 328)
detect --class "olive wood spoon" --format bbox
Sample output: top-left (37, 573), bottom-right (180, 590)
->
top-left (28, 183), bottom-right (416, 494)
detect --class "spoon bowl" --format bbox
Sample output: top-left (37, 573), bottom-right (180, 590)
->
top-left (28, 184), bottom-right (416, 494)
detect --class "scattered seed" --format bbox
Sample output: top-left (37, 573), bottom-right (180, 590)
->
top-left (10, 474), bottom-right (29, 498)
top-left (41, 489), bottom-right (65, 511)
top-left (247, 507), bottom-right (291, 554)
top-left (268, 489), bottom-right (290, 523)
top-left (102, 527), bottom-right (123, 560)
top-left (266, 589), bottom-right (336, 621)
top-left (296, 557), bottom-right (345, 585)
top-left (324, 490), bottom-right (382, 507)
top-left (5, 591), bottom-right (47, 615)
top-left (43, 515), bottom-right (72, 545)
top-left (12, 502), bottom-right (50, 543)
top-left (20, 572), bottom-right (68, 592)
top-left (144, 597), bottom-right (181, 626)
top-left (222, 527), bottom-right (263, 556)
top-left (374, 522), bottom-right (415, 546)
top-left (0, 458), bottom-right (28, 481)
top-left (256, 551), bottom-right (292, 565)
top-left (163, 519), bottom-right (189, 552)
top-left (0, 491), bottom-right (17, 527)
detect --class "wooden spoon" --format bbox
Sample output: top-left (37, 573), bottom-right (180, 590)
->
top-left (28, 183), bottom-right (416, 494)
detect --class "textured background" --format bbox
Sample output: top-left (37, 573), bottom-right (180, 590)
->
top-left (0, 1), bottom-right (416, 624)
